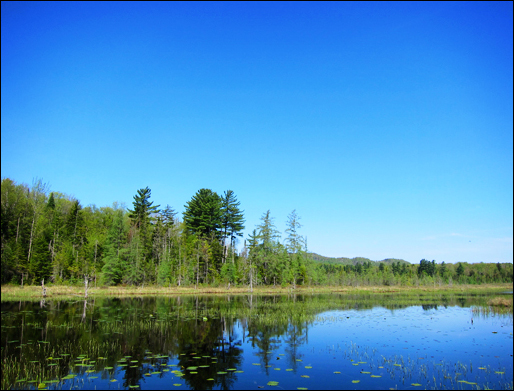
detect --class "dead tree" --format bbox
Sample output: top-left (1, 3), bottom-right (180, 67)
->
top-left (84, 274), bottom-right (91, 299)
top-left (41, 279), bottom-right (47, 298)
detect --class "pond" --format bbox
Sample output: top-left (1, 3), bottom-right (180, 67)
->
top-left (1, 292), bottom-right (512, 390)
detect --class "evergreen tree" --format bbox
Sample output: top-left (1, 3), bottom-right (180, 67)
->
top-left (430, 260), bottom-right (436, 277)
top-left (456, 262), bottom-right (465, 279)
top-left (284, 210), bottom-right (307, 288)
top-left (220, 190), bottom-right (245, 261)
top-left (46, 192), bottom-right (55, 210)
top-left (257, 210), bottom-right (280, 252)
top-left (255, 210), bottom-right (281, 285)
top-left (183, 189), bottom-right (222, 238)
top-left (127, 187), bottom-right (160, 265)
top-left (127, 187), bottom-right (160, 228)
top-left (418, 259), bottom-right (432, 276)
top-left (100, 210), bottom-right (127, 286)
top-left (161, 204), bottom-right (177, 227)
top-left (285, 210), bottom-right (304, 254)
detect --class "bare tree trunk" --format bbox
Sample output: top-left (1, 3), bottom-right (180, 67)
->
top-left (196, 248), bottom-right (199, 290)
top-left (16, 216), bottom-right (20, 243)
top-left (94, 240), bottom-right (98, 287)
top-left (84, 275), bottom-right (89, 299)
top-left (249, 257), bottom-right (253, 293)
top-left (205, 256), bottom-right (209, 285)
top-left (27, 210), bottom-right (36, 265)
top-left (178, 245), bottom-right (182, 287)
top-left (41, 279), bottom-right (46, 297)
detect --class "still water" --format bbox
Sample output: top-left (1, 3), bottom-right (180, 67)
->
top-left (2, 293), bottom-right (512, 390)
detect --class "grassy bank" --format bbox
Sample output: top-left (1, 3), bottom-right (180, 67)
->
top-left (1, 283), bottom-right (511, 301)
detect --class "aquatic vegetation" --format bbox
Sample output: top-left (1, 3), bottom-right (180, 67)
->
top-left (1, 293), bottom-right (512, 390)
top-left (488, 297), bottom-right (513, 307)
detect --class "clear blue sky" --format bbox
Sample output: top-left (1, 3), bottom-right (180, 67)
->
top-left (2, 1), bottom-right (512, 264)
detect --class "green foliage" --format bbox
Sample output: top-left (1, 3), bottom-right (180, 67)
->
top-left (220, 262), bottom-right (237, 284)
top-left (127, 187), bottom-right (160, 267)
top-left (418, 259), bottom-right (436, 277)
top-left (183, 189), bottom-right (222, 238)
top-left (220, 190), bottom-right (245, 245)
top-left (100, 210), bottom-right (127, 286)
top-left (456, 262), bottom-right (465, 278)
top-left (127, 187), bottom-right (160, 228)
top-left (1, 177), bottom-right (513, 288)
top-left (285, 210), bottom-right (305, 254)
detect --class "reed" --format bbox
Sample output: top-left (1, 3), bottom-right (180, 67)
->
top-left (487, 296), bottom-right (512, 307)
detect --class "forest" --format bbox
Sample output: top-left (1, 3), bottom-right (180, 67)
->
top-left (1, 177), bottom-right (512, 288)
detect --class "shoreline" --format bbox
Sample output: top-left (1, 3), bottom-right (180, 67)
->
top-left (1, 283), bottom-right (512, 301)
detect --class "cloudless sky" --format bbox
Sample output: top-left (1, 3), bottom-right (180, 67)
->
top-left (2, 1), bottom-right (512, 264)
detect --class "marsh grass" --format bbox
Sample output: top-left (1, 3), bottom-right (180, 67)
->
top-left (488, 296), bottom-right (513, 307)
top-left (1, 283), bottom-right (511, 301)
top-left (470, 296), bottom-right (513, 317)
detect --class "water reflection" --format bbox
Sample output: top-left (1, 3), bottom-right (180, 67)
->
top-left (1, 293), bottom-right (512, 390)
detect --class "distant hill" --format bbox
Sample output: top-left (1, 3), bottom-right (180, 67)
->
top-left (308, 253), bottom-right (411, 266)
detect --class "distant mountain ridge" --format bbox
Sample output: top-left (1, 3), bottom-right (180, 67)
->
top-left (309, 253), bottom-right (411, 266)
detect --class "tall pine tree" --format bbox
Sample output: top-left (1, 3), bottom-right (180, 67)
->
top-left (127, 187), bottom-right (160, 265)
top-left (220, 190), bottom-right (245, 263)
top-left (183, 189), bottom-right (222, 239)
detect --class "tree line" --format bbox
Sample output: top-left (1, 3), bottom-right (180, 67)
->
top-left (1, 177), bottom-right (512, 287)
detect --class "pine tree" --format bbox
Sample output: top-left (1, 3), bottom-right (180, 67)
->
top-left (220, 190), bottom-right (245, 262)
top-left (285, 210), bottom-right (304, 254)
top-left (255, 210), bottom-right (281, 284)
top-left (127, 187), bottom-right (160, 264)
top-left (183, 189), bottom-right (222, 238)
top-left (257, 210), bottom-right (280, 252)
top-left (456, 262), bottom-right (465, 278)
top-left (100, 210), bottom-right (127, 286)
top-left (127, 187), bottom-right (160, 228)
top-left (285, 210), bottom-right (306, 288)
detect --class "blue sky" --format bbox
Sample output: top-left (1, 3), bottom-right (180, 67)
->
top-left (2, 1), bottom-right (512, 264)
